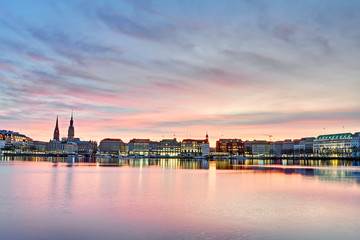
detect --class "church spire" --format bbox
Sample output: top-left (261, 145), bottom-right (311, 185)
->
top-left (68, 111), bottom-right (75, 142)
top-left (70, 110), bottom-right (73, 125)
top-left (53, 116), bottom-right (60, 141)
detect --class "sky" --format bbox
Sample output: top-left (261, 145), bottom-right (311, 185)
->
top-left (0, 0), bottom-right (359, 146)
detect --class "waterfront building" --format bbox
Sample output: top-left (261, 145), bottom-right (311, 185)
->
top-left (0, 140), bottom-right (5, 152)
top-left (313, 133), bottom-right (355, 157)
top-left (203, 133), bottom-right (210, 156)
top-left (32, 141), bottom-right (47, 152)
top-left (0, 133), bottom-right (5, 151)
top-left (53, 116), bottom-right (60, 141)
top-left (352, 133), bottom-right (360, 157)
top-left (149, 141), bottom-right (160, 156)
top-left (46, 140), bottom-right (78, 154)
top-left (202, 142), bottom-right (210, 156)
top-left (270, 141), bottom-right (283, 156)
top-left (181, 134), bottom-right (209, 157)
top-left (0, 130), bottom-right (29, 145)
top-left (67, 112), bottom-right (75, 142)
top-left (0, 130), bottom-right (31, 153)
top-left (99, 138), bottom-right (125, 155)
top-left (294, 137), bottom-right (315, 155)
top-left (47, 113), bottom-right (100, 155)
top-left (46, 140), bottom-right (63, 153)
top-left (281, 139), bottom-right (295, 155)
top-left (46, 138), bottom-right (96, 155)
top-left (252, 140), bottom-right (270, 156)
top-left (181, 139), bottom-right (205, 157)
top-left (158, 139), bottom-right (181, 157)
top-left (63, 142), bottom-right (78, 154)
top-left (216, 139), bottom-right (244, 155)
top-left (75, 139), bottom-right (97, 155)
top-left (304, 137), bottom-right (315, 153)
top-left (125, 143), bottom-right (129, 155)
top-left (128, 139), bottom-right (150, 156)
top-left (244, 140), bottom-right (253, 155)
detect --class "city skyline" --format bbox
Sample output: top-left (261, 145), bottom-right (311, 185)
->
top-left (3, 112), bottom-right (359, 149)
top-left (1, 0), bottom-right (360, 145)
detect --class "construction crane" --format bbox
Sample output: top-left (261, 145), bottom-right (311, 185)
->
top-left (262, 134), bottom-right (273, 141)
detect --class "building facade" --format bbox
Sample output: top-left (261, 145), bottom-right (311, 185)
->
top-left (294, 137), bottom-right (315, 155)
top-left (76, 139), bottom-right (97, 155)
top-left (128, 139), bottom-right (150, 156)
top-left (270, 141), bottom-right (283, 156)
top-left (0, 140), bottom-right (5, 152)
top-left (99, 138), bottom-right (124, 155)
top-left (149, 141), bottom-right (160, 156)
top-left (244, 141), bottom-right (253, 155)
top-left (158, 139), bottom-right (181, 157)
top-left (0, 130), bottom-right (29, 145)
top-left (216, 139), bottom-right (244, 155)
top-left (181, 140), bottom-right (209, 157)
top-left (313, 133), bottom-right (358, 157)
top-left (281, 139), bottom-right (295, 155)
top-left (46, 140), bottom-right (63, 153)
top-left (252, 140), bottom-right (270, 156)
top-left (32, 141), bottom-right (47, 152)
top-left (46, 140), bottom-right (78, 154)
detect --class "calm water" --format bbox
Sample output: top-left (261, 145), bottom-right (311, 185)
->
top-left (1, 156), bottom-right (360, 240)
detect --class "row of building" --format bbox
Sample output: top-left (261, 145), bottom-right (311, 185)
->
top-left (0, 134), bottom-right (210, 157)
top-left (1, 115), bottom-right (211, 157)
top-left (3, 132), bottom-right (359, 158)
top-left (98, 137), bottom-right (210, 157)
top-left (1, 114), bottom-right (359, 158)
top-left (0, 114), bottom-right (97, 155)
top-left (216, 133), bottom-right (360, 157)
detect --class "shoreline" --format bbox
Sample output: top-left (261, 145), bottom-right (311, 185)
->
top-left (1, 152), bottom-right (360, 161)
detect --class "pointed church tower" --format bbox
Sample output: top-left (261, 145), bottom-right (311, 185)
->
top-left (68, 111), bottom-right (75, 142)
top-left (205, 131), bottom-right (209, 144)
top-left (53, 116), bottom-right (60, 141)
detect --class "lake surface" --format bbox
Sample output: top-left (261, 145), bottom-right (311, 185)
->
top-left (1, 156), bottom-right (360, 240)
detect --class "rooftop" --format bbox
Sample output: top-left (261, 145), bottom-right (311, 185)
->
top-left (100, 138), bottom-right (124, 143)
top-left (316, 133), bottom-right (353, 140)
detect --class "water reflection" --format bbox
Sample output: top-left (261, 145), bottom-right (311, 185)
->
top-left (1, 156), bottom-right (360, 185)
top-left (1, 156), bottom-right (360, 240)
top-left (3, 155), bottom-right (360, 167)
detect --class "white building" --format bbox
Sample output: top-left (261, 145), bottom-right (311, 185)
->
top-left (181, 139), bottom-right (209, 157)
top-left (313, 133), bottom-right (356, 157)
top-left (252, 140), bottom-right (270, 156)
top-left (351, 132), bottom-right (360, 156)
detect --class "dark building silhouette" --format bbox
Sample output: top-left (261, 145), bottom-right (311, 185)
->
top-left (53, 116), bottom-right (60, 141)
top-left (68, 112), bottom-right (75, 142)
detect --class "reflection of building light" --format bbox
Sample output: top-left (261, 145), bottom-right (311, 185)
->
top-left (209, 161), bottom-right (216, 171)
top-left (208, 161), bottom-right (216, 199)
